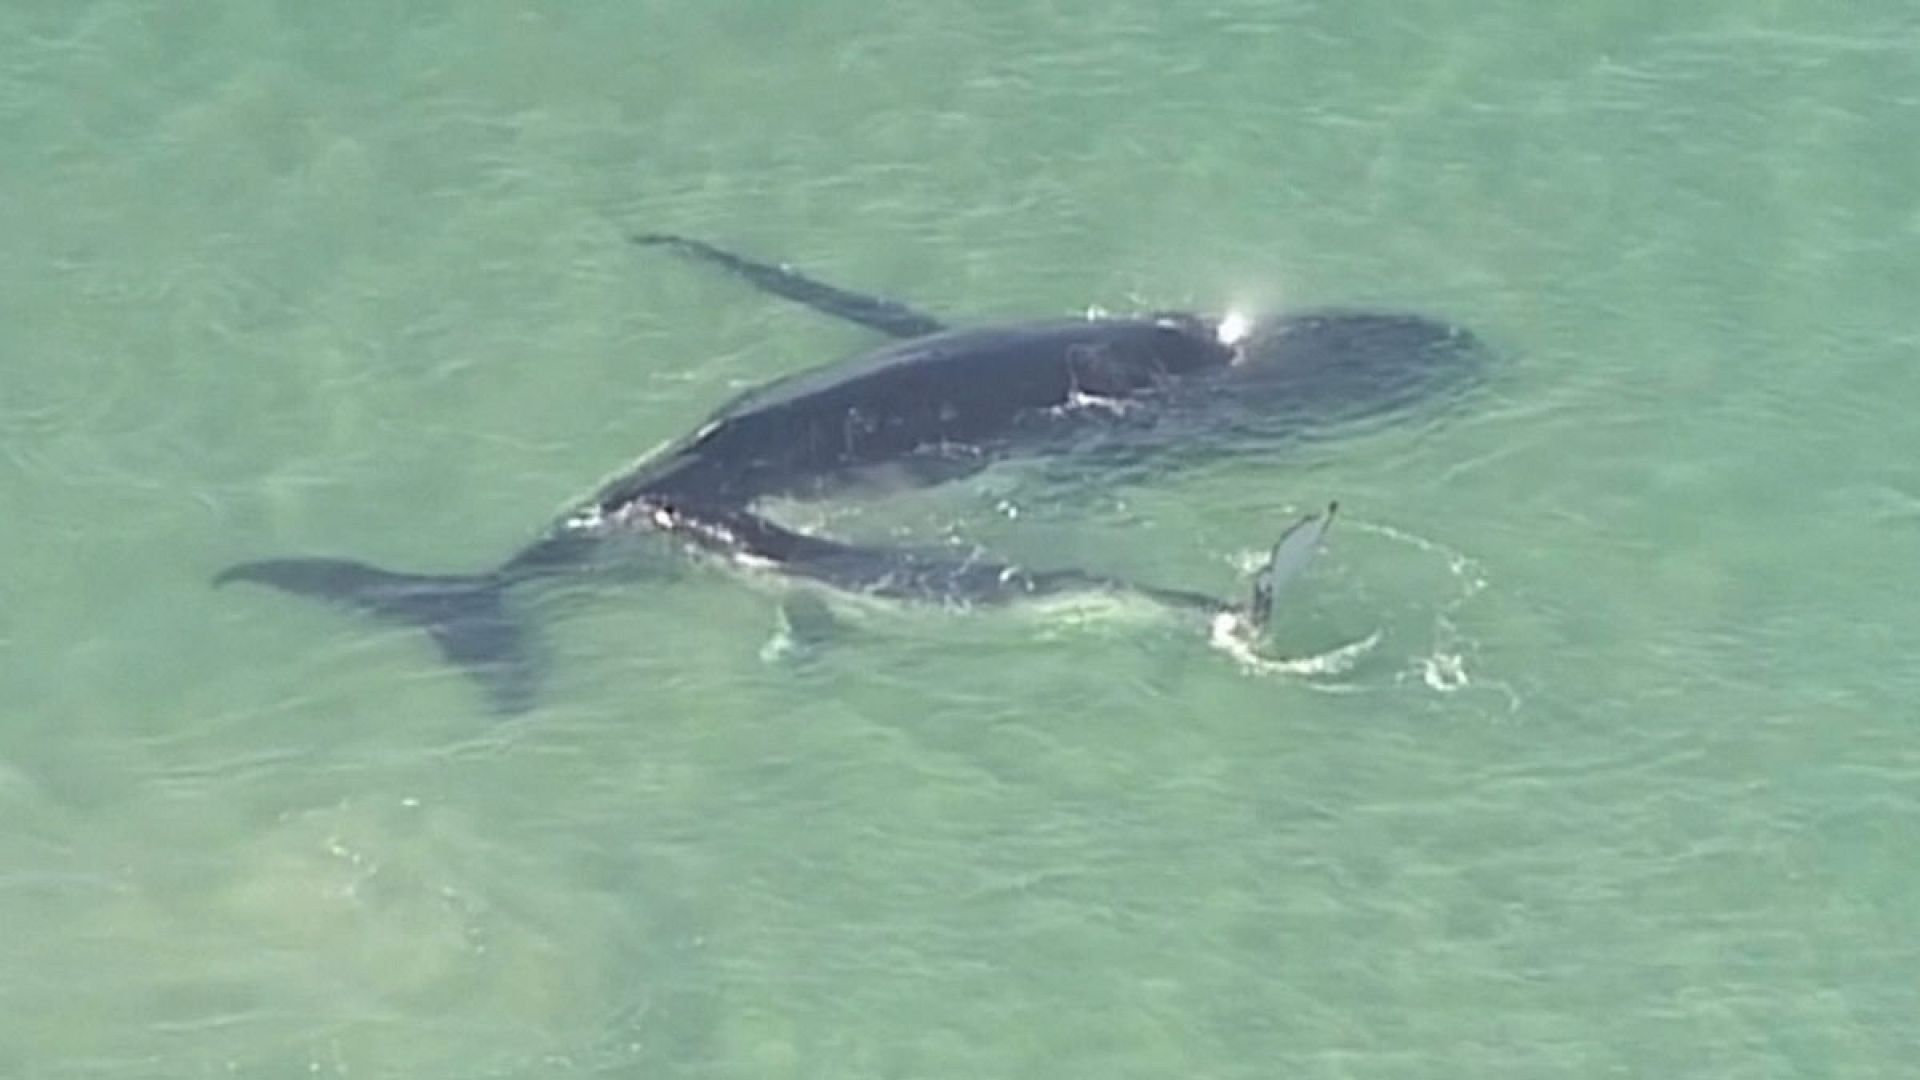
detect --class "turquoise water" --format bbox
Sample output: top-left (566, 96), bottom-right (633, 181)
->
top-left (5, 2), bottom-right (1919, 1076)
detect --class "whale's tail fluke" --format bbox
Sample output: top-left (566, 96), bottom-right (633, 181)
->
top-left (214, 558), bottom-right (539, 713)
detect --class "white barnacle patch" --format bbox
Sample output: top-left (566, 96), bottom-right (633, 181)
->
top-left (601, 499), bottom-right (648, 529)
top-left (1056, 390), bottom-right (1135, 417)
top-left (563, 505), bottom-right (606, 532)
top-left (730, 551), bottom-right (778, 571)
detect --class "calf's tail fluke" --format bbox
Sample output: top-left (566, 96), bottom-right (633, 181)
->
top-left (214, 557), bottom-right (539, 713)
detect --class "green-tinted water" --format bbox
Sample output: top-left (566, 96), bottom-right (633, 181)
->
top-left (4, 3), bottom-right (1917, 1076)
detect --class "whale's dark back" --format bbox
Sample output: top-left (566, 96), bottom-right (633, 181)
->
top-left (606, 316), bottom-right (1232, 507)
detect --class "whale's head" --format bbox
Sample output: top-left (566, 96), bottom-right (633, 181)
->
top-left (1218, 308), bottom-right (1488, 428)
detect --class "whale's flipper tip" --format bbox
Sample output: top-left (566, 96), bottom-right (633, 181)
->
top-left (1248, 502), bottom-right (1338, 631)
top-left (216, 558), bottom-right (541, 714)
top-left (760, 591), bottom-right (846, 666)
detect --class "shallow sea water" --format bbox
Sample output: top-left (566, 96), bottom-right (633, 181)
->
top-left (3, 3), bottom-right (1918, 1077)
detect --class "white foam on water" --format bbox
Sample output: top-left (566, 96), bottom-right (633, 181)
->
top-left (1209, 611), bottom-right (1382, 678)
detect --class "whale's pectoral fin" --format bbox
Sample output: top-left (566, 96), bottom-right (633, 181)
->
top-left (633, 233), bottom-right (948, 339)
top-left (1248, 502), bottom-right (1338, 632)
top-left (215, 558), bottom-right (541, 714)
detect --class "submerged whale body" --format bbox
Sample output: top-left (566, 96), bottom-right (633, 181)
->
top-left (217, 234), bottom-right (1486, 710)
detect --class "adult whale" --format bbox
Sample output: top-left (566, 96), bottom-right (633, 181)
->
top-left (216, 236), bottom-right (1485, 710)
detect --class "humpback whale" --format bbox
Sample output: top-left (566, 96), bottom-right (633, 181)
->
top-left (217, 235), bottom-right (1484, 711)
